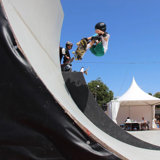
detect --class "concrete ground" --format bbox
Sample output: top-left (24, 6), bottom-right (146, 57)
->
top-left (129, 129), bottom-right (160, 147)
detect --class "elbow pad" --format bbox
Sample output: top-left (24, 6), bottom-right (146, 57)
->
top-left (103, 32), bottom-right (108, 38)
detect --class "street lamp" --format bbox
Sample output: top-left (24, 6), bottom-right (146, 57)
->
top-left (95, 85), bottom-right (99, 101)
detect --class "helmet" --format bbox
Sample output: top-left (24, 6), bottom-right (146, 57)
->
top-left (95, 22), bottom-right (106, 32)
top-left (66, 41), bottom-right (73, 48)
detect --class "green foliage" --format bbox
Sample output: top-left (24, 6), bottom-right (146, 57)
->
top-left (88, 78), bottom-right (113, 107)
top-left (154, 92), bottom-right (160, 98)
top-left (154, 92), bottom-right (160, 108)
top-left (148, 92), bottom-right (152, 96)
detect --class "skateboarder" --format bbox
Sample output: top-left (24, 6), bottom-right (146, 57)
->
top-left (78, 22), bottom-right (110, 59)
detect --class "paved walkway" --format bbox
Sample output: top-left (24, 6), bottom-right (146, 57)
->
top-left (129, 129), bottom-right (160, 147)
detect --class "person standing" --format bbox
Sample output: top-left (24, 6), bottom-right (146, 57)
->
top-left (63, 41), bottom-right (73, 64)
top-left (59, 41), bottom-right (73, 71)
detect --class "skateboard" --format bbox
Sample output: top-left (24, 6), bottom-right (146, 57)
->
top-left (84, 67), bottom-right (89, 75)
top-left (72, 39), bottom-right (87, 60)
top-left (61, 57), bottom-right (74, 71)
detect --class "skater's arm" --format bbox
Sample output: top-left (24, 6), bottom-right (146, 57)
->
top-left (87, 37), bottom-right (92, 40)
top-left (64, 54), bottom-right (70, 59)
top-left (64, 49), bottom-right (71, 59)
top-left (95, 29), bottom-right (109, 41)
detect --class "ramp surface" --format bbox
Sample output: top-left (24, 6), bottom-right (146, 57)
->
top-left (0, 3), bottom-right (119, 160)
top-left (1, 0), bottom-right (160, 160)
top-left (63, 72), bottom-right (160, 150)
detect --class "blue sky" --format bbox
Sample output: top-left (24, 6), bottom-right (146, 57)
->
top-left (60, 0), bottom-right (160, 98)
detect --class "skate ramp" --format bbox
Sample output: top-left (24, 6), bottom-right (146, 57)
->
top-left (0, 1), bottom-right (119, 160)
top-left (63, 72), bottom-right (160, 149)
top-left (1, 0), bottom-right (160, 159)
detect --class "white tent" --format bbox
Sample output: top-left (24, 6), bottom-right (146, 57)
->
top-left (109, 77), bottom-right (160, 128)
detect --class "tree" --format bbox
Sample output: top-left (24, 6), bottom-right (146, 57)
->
top-left (88, 78), bottom-right (113, 107)
top-left (154, 92), bottom-right (160, 98)
top-left (148, 92), bottom-right (152, 96)
top-left (154, 92), bottom-right (160, 108)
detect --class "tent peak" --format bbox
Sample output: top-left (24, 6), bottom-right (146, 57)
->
top-left (116, 77), bottom-right (160, 105)
top-left (132, 76), bottom-right (135, 81)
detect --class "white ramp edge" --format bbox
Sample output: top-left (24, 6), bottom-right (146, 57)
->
top-left (1, 0), bottom-right (160, 160)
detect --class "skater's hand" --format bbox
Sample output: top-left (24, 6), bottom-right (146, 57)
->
top-left (65, 55), bottom-right (70, 59)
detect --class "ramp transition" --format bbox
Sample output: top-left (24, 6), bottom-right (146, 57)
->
top-left (63, 72), bottom-right (160, 150)
top-left (0, 2), bottom-right (120, 160)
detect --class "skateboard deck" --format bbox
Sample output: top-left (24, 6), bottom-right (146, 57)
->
top-left (72, 39), bottom-right (87, 60)
top-left (61, 57), bottom-right (74, 71)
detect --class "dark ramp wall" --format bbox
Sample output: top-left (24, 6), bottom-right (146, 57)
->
top-left (63, 72), bottom-right (160, 150)
top-left (0, 5), bottom-right (120, 160)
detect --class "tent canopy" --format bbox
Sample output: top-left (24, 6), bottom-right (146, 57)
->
top-left (109, 77), bottom-right (160, 127)
top-left (117, 77), bottom-right (160, 106)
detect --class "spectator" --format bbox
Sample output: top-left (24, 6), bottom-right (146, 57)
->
top-left (141, 117), bottom-right (147, 130)
top-left (125, 117), bottom-right (132, 131)
top-left (157, 116), bottom-right (160, 128)
top-left (125, 117), bottom-right (131, 122)
top-left (153, 116), bottom-right (158, 128)
top-left (60, 41), bottom-right (73, 71)
top-left (63, 41), bottom-right (73, 64)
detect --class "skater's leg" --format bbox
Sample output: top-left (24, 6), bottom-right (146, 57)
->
top-left (86, 40), bottom-right (94, 50)
top-left (90, 42), bottom-right (105, 57)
